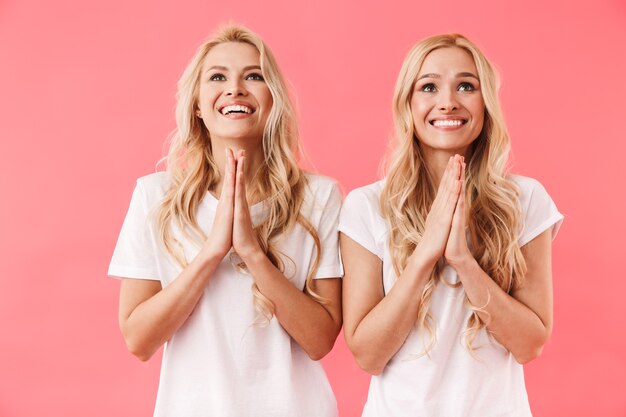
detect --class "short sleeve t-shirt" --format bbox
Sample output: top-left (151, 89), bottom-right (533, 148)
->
top-left (109, 172), bottom-right (343, 417)
top-left (339, 175), bottom-right (563, 417)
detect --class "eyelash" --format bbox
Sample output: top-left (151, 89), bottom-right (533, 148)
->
top-left (458, 82), bottom-right (475, 92)
top-left (419, 82), bottom-right (476, 92)
top-left (245, 73), bottom-right (264, 81)
top-left (208, 73), bottom-right (265, 81)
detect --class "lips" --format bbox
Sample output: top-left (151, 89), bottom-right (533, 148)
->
top-left (219, 103), bottom-right (255, 116)
top-left (429, 118), bottom-right (467, 127)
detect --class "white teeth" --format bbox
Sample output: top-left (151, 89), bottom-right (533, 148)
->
top-left (433, 119), bottom-right (464, 127)
top-left (221, 105), bottom-right (252, 115)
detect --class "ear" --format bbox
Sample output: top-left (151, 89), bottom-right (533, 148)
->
top-left (195, 109), bottom-right (202, 118)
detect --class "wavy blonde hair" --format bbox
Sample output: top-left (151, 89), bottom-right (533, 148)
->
top-left (155, 24), bottom-right (323, 320)
top-left (381, 34), bottom-right (527, 352)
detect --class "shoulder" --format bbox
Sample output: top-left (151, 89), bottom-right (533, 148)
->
top-left (507, 174), bottom-right (552, 209)
top-left (341, 180), bottom-right (387, 226)
top-left (136, 171), bottom-right (170, 189)
top-left (508, 174), bottom-right (563, 244)
top-left (508, 174), bottom-right (545, 193)
top-left (304, 173), bottom-right (340, 192)
top-left (303, 173), bottom-right (343, 202)
top-left (134, 171), bottom-right (170, 207)
top-left (344, 180), bottom-right (385, 210)
top-left (339, 180), bottom-right (387, 259)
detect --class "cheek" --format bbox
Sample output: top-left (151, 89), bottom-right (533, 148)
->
top-left (409, 99), bottom-right (423, 120)
top-left (469, 96), bottom-right (485, 118)
top-left (473, 106), bottom-right (485, 131)
top-left (259, 89), bottom-right (273, 112)
top-left (197, 87), bottom-right (218, 114)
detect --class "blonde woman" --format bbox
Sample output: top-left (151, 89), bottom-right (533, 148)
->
top-left (108, 25), bottom-right (342, 417)
top-left (340, 34), bottom-right (563, 416)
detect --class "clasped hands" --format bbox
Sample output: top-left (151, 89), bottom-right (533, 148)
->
top-left (418, 154), bottom-right (473, 269)
top-left (203, 148), bottom-right (263, 263)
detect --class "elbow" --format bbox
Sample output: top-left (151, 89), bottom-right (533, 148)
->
top-left (306, 338), bottom-right (337, 361)
top-left (513, 330), bottom-right (551, 365)
top-left (128, 343), bottom-right (154, 362)
top-left (347, 342), bottom-right (385, 375)
top-left (355, 356), bottom-right (385, 375)
top-left (306, 324), bottom-right (342, 361)
top-left (307, 351), bottom-right (327, 362)
top-left (120, 325), bottom-right (155, 362)
top-left (345, 334), bottom-right (386, 375)
top-left (513, 345), bottom-right (544, 365)
top-left (124, 336), bottom-right (155, 362)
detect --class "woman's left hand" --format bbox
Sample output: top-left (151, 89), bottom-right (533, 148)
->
top-left (444, 159), bottom-right (473, 268)
top-left (232, 150), bottom-right (263, 262)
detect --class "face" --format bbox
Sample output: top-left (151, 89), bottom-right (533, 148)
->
top-left (410, 47), bottom-right (485, 156)
top-left (196, 42), bottom-right (273, 144)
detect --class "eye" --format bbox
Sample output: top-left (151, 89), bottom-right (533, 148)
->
top-left (209, 73), bottom-right (226, 81)
top-left (245, 72), bottom-right (265, 81)
top-left (458, 82), bottom-right (476, 92)
top-left (420, 83), bottom-right (437, 93)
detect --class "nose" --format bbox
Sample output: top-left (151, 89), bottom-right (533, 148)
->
top-left (225, 78), bottom-right (247, 96)
top-left (437, 88), bottom-right (458, 111)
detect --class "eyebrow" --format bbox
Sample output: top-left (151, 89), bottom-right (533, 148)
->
top-left (416, 72), bottom-right (479, 80)
top-left (205, 65), bottom-right (262, 73)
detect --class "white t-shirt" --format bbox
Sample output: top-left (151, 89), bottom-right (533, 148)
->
top-left (339, 175), bottom-right (563, 417)
top-left (109, 172), bottom-right (343, 417)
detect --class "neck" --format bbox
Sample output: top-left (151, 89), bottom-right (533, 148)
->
top-left (211, 137), bottom-right (265, 201)
top-left (422, 146), bottom-right (470, 189)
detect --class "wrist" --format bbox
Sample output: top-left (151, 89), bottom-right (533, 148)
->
top-left (412, 241), bottom-right (442, 269)
top-left (198, 245), bottom-right (229, 266)
top-left (238, 245), bottom-right (266, 267)
top-left (448, 254), bottom-right (478, 273)
top-left (407, 248), bottom-right (439, 274)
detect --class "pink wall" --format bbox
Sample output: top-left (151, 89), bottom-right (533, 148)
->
top-left (1, 0), bottom-right (624, 415)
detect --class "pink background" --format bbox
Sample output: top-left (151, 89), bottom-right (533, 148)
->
top-left (1, 0), bottom-right (624, 415)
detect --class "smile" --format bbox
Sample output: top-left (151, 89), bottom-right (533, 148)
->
top-left (430, 119), bottom-right (466, 127)
top-left (219, 104), bottom-right (254, 115)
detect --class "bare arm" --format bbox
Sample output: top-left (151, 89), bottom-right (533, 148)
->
top-left (341, 234), bottom-right (435, 375)
top-left (342, 156), bottom-right (463, 374)
top-left (232, 153), bottom-right (342, 360)
top-left (246, 253), bottom-right (342, 361)
top-left (445, 161), bottom-right (554, 363)
top-left (117, 150), bottom-right (237, 361)
top-left (450, 230), bottom-right (553, 364)
top-left (118, 253), bottom-right (223, 361)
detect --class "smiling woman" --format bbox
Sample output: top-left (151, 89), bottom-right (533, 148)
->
top-left (339, 34), bottom-right (563, 416)
top-left (411, 47), bottom-right (485, 160)
top-left (108, 25), bottom-right (343, 417)
top-left (197, 42), bottom-right (273, 144)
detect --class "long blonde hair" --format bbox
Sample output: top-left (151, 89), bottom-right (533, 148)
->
top-left (156, 24), bottom-right (323, 320)
top-left (381, 34), bottom-right (527, 351)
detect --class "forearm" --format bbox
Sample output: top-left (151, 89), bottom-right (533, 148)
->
top-left (243, 251), bottom-right (341, 361)
top-left (121, 251), bottom-right (222, 360)
top-left (348, 252), bottom-right (435, 374)
top-left (454, 258), bottom-right (551, 363)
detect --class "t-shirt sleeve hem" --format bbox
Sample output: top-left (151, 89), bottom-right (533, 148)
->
top-left (519, 213), bottom-right (564, 247)
top-left (108, 264), bottom-right (160, 281)
top-left (313, 264), bottom-right (344, 280)
top-left (338, 223), bottom-right (384, 260)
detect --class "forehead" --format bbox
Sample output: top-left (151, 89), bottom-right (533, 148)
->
top-left (202, 42), bottom-right (261, 69)
top-left (418, 47), bottom-right (477, 76)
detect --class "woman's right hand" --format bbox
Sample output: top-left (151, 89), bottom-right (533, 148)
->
top-left (414, 154), bottom-right (463, 264)
top-left (201, 148), bottom-right (236, 260)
